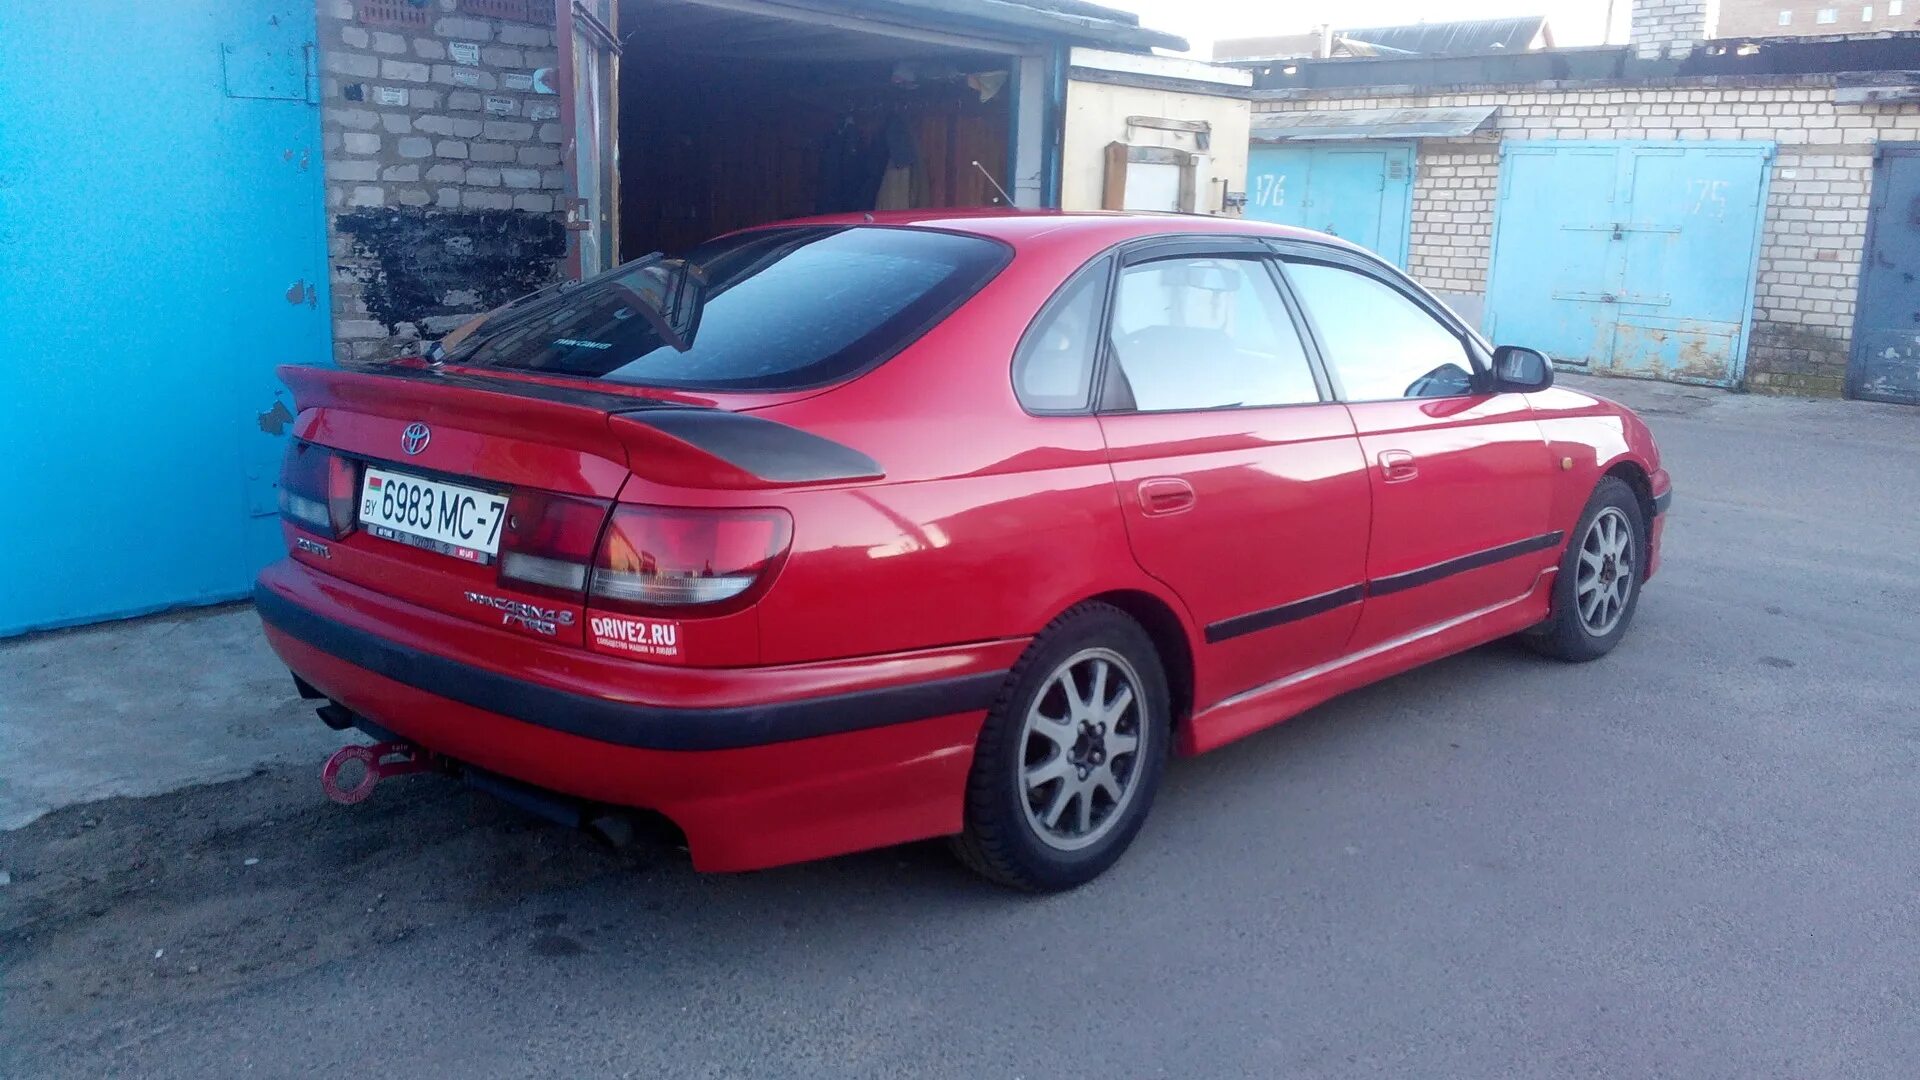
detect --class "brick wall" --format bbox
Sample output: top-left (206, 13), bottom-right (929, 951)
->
top-left (1407, 142), bottom-right (1498, 305)
top-left (1253, 79), bottom-right (1920, 394)
top-left (1632, 0), bottom-right (1721, 58)
top-left (1749, 146), bottom-right (1875, 392)
top-left (317, 0), bottom-right (570, 362)
top-left (1718, 0), bottom-right (1919, 38)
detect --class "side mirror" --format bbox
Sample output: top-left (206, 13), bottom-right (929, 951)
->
top-left (1492, 345), bottom-right (1554, 393)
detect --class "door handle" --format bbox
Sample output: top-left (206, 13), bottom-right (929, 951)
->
top-left (1137, 478), bottom-right (1196, 516)
top-left (1379, 449), bottom-right (1419, 483)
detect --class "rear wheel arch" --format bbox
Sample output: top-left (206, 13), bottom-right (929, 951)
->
top-left (955, 599), bottom-right (1174, 889)
top-left (1073, 589), bottom-right (1195, 731)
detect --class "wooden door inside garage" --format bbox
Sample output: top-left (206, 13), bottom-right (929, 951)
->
top-left (613, 0), bottom-right (1029, 261)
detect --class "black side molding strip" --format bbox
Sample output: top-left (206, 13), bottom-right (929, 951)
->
top-left (1205, 585), bottom-right (1365, 644)
top-left (1653, 490), bottom-right (1672, 516)
top-left (1367, 532), bottom-right (1565, 598)
top-left (256, 586), bottom-right (1002, 751)
top-left (1204, 531), bottom-right (1567, 645)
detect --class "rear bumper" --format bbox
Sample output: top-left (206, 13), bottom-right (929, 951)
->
top-left (255, 560), bottom-right (1019, 871)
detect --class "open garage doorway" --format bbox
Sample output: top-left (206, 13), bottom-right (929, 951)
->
top-left (611, 0), bottom-right (1045, 263)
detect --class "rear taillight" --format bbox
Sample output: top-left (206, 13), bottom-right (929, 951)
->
top-left (498, 490), bottom-right (613, 598)
top-left (589, 506), bottom-right (792, 611)
top-left (280, 441), bottom-right (357, 538)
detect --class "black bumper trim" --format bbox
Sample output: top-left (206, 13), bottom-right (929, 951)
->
top-left (1653, 489), bottom-right (1672, 516)
top-left (256, 585), bottom-right (1005, 751)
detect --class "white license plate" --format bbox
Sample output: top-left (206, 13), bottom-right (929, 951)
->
top-left (359, 467), bottom-right (508, 563)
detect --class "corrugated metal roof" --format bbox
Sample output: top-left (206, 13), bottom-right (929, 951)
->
top-left (855, 0), bottom-right (1189, 52)
top-left (1333, 36), bottom-right (1418, 58)
top-left (1337, 16), bottom-right (1549, 56)
top-left (1212, 32), bottom-right (1326, 61)
top-left (1214, 15), bottom-right (1549, 63)
top-left (1250, 105), bottom-right (1500, 141)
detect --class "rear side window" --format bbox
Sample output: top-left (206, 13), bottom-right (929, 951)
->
top-left (1105, 257), bottom-right (1321, 412)
top-left (445, 226), bottom-right (1008, 392)
top-left (1012, 258), bottom-right (1110, 412)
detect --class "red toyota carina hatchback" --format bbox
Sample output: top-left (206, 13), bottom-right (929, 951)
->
top-left (259, 212), bottom-right (1670, 891)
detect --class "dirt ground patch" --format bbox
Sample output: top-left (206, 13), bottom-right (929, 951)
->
top-left (0, 763), bottom-right (654, 1033)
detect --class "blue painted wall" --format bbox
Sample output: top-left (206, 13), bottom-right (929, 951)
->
top-left (1484, 141), bottom-right (1773, 388)
top-left (1245, 142), bottom-right (1414, 267)
top-left (0, 2), bottom-right (332, 636)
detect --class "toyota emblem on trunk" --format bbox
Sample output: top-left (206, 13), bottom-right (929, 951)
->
top-left (401, 422), bottom-right (431, 455)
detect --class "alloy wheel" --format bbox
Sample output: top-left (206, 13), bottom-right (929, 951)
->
top-left (1575, 506), bottom-right (1636, 636)
top-left (1018, 647), bottom-right (1149, 852)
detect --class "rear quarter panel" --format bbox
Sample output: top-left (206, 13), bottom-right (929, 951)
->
top-left (629, 234), bottom-right (1201, 666)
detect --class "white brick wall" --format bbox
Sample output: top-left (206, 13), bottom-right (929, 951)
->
top-left (317, 0), bottom-right (569, 363)
top-left (1631, 0), bottom-right (1721, 59)
top-left (1407, 143), bottom-right (1498, 300)
top-left (1253, 78), bottom-right (1920, 393)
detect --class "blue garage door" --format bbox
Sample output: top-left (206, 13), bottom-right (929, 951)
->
top-left (0, 2), bottom-right (331, 636)
top-left (1848, 144), bottom-right (1920, 404)
top-left (1246, 143), bottom-right (1414, 267)
top-left (1484, 142), bottom-right (1773, 388)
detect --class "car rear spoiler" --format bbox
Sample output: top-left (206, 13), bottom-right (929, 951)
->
top-left (278, 364), bottom-right (884, 490)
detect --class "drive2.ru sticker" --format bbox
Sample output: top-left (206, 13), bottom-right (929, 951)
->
top-left (589, 614), bottom-right (680, 659)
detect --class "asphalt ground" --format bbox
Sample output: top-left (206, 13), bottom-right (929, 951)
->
top-left (4, 376), bottom-right (1916, 1078)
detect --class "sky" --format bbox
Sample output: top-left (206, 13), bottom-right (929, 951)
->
top-left (1105, 0), bottom-right (1632, 57)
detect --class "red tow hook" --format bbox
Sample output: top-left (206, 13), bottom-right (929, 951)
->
top-left (321, 741), bottom-right (433, 805)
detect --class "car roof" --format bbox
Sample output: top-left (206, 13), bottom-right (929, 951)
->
top-left (771, 209), bottom-right (1362, 258)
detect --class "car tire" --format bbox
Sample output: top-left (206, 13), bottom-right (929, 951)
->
top-left (1524, 476), bottom-right (1647, 663)
top-left (950, 602), bottom-right (1171, 892)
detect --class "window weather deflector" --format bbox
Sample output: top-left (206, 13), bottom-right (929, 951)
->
top-left (440, 251), bottom-right (694, 362)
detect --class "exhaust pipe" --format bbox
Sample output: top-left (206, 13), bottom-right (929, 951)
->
top-left (583, 813), bottom-right (637, 851)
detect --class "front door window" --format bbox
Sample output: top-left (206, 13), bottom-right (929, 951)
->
top-left (1282, 260), bottom-right (1476, 401)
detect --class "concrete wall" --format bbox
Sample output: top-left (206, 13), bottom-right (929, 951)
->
top-left (316, 0), bottom-right (570, 363)
top-left (1253, 78), bottom-right (1920, 395)
top-left (1062, 49), bottom-right (1252, 215)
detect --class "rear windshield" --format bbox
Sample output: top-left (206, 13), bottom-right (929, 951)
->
top-left (441, 226), bottom-right (1009, 392)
